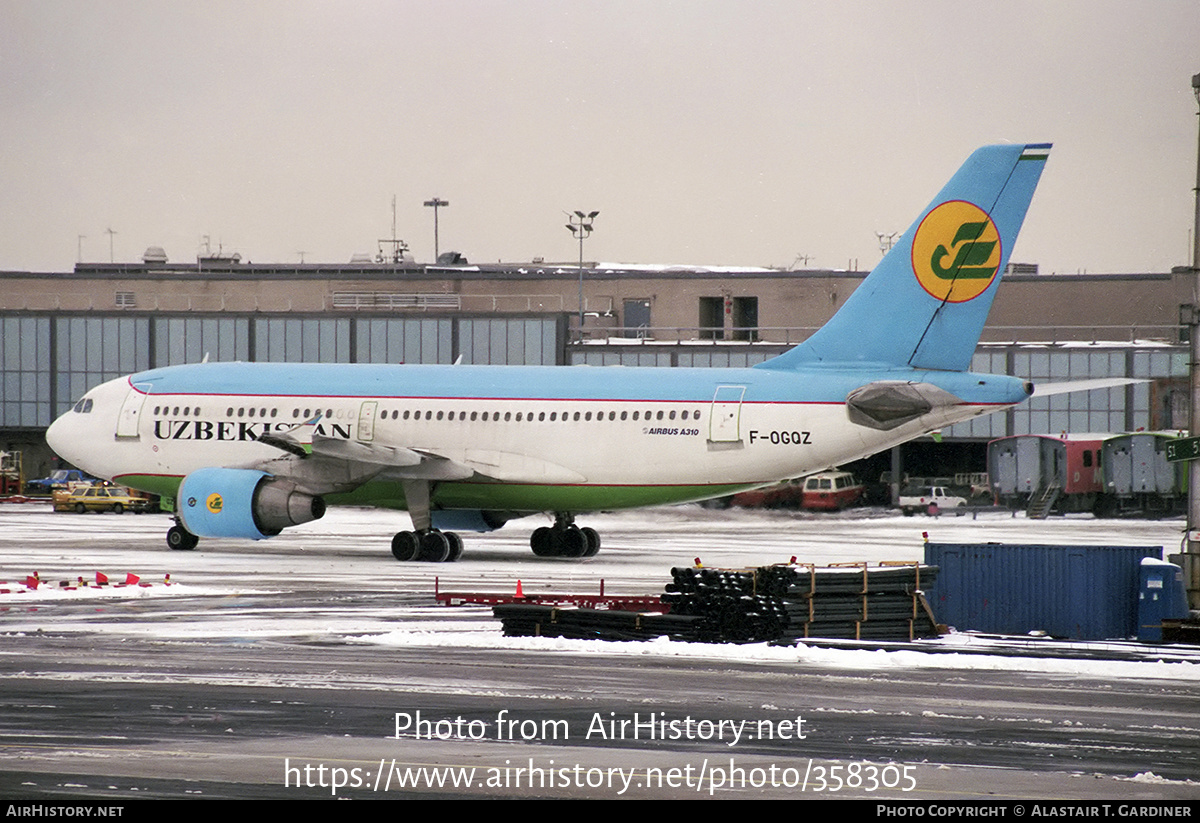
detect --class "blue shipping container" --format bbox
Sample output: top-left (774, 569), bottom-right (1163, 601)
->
top-left (923, 543), bottom-right (1163, 640)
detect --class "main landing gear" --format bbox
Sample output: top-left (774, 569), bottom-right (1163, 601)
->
top-left (391, 479), bottom-right (464, 562)
top-left (530, 512), bottom-right (600, 558)
top-left (390, 529), bottom-right (463, 563)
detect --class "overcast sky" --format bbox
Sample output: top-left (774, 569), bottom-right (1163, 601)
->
top-left (2, 0), bottom-right (1198, 274)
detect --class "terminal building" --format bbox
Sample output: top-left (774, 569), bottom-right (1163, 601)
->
top-left (0, 248), bottom-right (1191, 484)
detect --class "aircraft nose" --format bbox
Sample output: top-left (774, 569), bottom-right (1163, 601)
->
top-left (45, 410), bottom-right (79, 465)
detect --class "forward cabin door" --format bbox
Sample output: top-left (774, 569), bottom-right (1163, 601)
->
top-left (115, 385), bottom-right (151, 439)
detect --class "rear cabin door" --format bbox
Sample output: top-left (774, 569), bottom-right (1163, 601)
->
top-left (708, 385), bottom-right (746, 444)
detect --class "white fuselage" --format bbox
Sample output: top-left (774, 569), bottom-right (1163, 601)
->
top-left (47, 362), bottom-right (1015, 514)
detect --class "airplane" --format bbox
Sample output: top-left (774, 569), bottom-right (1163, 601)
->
top-left (46, 142), bottom-right (1052, 562)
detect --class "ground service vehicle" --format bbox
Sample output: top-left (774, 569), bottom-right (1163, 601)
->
top-left (54, 483), bottom-right (151, 514)
top-left (799, 471), bottom-right (864, 510)
top-left (26, 468), bottom-right (92, 494)
top-left (898, 485), bottom-right (968, 515)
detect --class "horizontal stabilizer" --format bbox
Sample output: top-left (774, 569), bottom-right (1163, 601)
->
top-left (1030, 377), bottom-right (1144, 397)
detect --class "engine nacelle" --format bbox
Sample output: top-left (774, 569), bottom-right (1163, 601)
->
top-left (177, 468), bottom-right (325, 540)
top-left (430, 509), bottom-right (510, 533)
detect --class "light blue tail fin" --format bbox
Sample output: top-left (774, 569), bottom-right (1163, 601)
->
top-left (758, 143), bottom-right (1050, 372)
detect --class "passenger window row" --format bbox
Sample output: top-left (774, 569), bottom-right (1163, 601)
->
top-left (148, 403), bottom-right (704, 423)
top-left (374, 408), bottom-right (701, 423)
top-left (152, 405), bottom-right (202, 416)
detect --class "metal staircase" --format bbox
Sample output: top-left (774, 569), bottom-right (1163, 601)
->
top-left (1026, 480), bottom-right (1062, 519)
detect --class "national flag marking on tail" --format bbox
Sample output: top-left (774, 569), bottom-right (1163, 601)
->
top-left (1019, 144), bottom-right (1051, 161)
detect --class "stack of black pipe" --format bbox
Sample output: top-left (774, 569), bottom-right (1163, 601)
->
top-left (492, 563), bottom-right (940, 644)
top-left (779, 564), bottom-right (940, 641)
top-left (661, 563), bottom-right (939, 643)
top-left (492, 604), bottom-right (708, 642)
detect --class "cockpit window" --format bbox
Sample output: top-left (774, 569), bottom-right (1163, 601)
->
top-left (72, 398), bottom-right (94, 413)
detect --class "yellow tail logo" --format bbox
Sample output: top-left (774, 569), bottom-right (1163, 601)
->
top-left (912, 201), bottom-right (1001, 302)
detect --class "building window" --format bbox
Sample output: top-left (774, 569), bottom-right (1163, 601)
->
top-left (699, 297), bottom-right (724, 341)
top-left (732, 296), bottom-right (758, 342)
top-left (623, 299), bottom-right (651, 339)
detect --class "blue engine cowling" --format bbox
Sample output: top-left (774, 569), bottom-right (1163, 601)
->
top-left (177, 468), bottom-right (325, 540)
top-left (429, 509), bottom-right (509, 533)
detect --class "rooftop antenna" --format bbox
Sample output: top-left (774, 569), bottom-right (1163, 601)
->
top-left (377, 195), bottom-right (410, 264)
top-left (77, 235), bottom-right (86, 263)
top-left (105, 227), bottom-right (117, 263)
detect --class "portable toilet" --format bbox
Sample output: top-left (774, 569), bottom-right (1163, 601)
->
top-left (1137, 558), bottom-right (1189, 642)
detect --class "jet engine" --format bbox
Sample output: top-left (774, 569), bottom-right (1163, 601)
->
top-left (177, 468), bottom-right (325, 540)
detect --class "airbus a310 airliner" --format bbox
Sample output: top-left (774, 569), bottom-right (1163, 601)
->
top-left (47, 143), bottom-right (1052, 562)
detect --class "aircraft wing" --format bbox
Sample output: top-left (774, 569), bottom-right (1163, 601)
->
top-left (247, 418), bottom-right (586, 498)
top-left (308, 436), bottom-right (587, 484)
top-left (458, 448), bottom-right (587, 484)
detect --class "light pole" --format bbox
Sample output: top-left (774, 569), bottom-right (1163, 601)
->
top-left (1185, 72), bottom-right (1200, 607)
top-left (424, 197), bottom-right (449, 262)
top-left (565, 210), bottom-right (599, 340)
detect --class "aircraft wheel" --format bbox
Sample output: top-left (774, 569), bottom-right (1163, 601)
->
top-left (391, 531), bottom-right (419, 561)
top-left (559, 525), bottom-right (587, 558)
top-left (445, 532), bottom-right (464, 562)
top-left (531, 527), bottom-right (555, 557)
top-left (419, 530), bottom-right (451, 562)
top-left (167, 525), bottom-right (198, 551)
top-left (580, 527), bottom-right (601, 557)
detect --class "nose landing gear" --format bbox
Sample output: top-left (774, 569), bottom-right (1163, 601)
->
top-left (167, 521), bottom-right (199, 551)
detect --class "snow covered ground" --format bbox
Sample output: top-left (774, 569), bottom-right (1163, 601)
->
top-left (2, 502), bottom-right (1198, 800)
top-left (1, 502), bottom-right (1195, 682)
